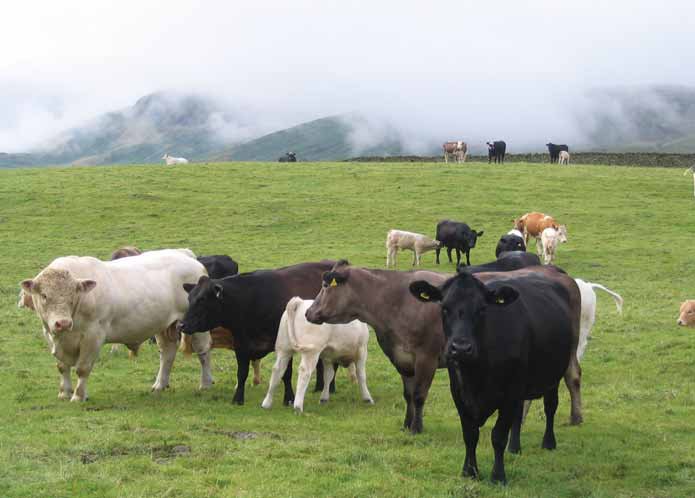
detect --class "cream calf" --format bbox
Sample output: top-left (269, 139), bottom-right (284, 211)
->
top-left (558, 150), bottom-right (570, 164)
top-left (261, 297), bottom-right (373, 413)
top-left (386, 229), bottom-right (441, 267)
top-left (678, 300), bottom-right (695, 327)
top-left (540, 226), bottom-right (568, 264)
top-left (162, 153), bottom-right (189, 165)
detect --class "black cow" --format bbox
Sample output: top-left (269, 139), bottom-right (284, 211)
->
top-left (410, 266), bottom-right (580, 484)
top-left (435, 220), bottom-right (484, 266)
top-left (468, 251), bottom-right (539, 274)
top-left (197, 255), bottom-right (239, 279)
top-left (278, 152), bottom-right (297, 162)
top-left (486, 141), bottom-right (506, 163)
top-left (546, 143), bottom-right (569, 164)
top-left (178, 260), bottom-right (335, 404)
top-left (494, 234), bottom-right (526, 258)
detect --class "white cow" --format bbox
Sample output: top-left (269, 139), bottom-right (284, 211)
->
top-left (558, 150), bottom-right (570, 164)
top-left (162, 153), bottom-right (189, 165)
top-left (20, 249), bottom-right (212, 401)
top-left (540, 226), bottom-right (568, 264)
top-left (261, 297), bottom-right (373, 412)
top-left (386, 229), bottom-right (441, 267)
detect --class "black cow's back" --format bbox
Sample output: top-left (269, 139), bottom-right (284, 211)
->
top-left (198, 255), bottom-right (239, 279)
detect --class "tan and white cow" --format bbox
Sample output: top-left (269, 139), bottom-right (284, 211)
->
top-left (540, 226), bottom-right (568, 264)
top-left (558, 150), bottom-right (570, 165)
top-left (385, 229), bottom-right (441, 267)
top-left (20, 248), bottom-right (211, 401)
top-left (262, 297), bottom-right (373, 413)
top-left (513, 211), bottom-right (567, 255)
top-left (442, 141), bottom-right (468, 163)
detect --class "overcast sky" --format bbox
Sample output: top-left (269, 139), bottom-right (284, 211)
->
top-left (1, 0), bottom-right (694, 152)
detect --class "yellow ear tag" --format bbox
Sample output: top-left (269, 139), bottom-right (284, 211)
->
top-left (330, 278), bottom-right (338, 287)
top-left (497, 297), bottom-right (505, 304)
top-left (420, 292), bottom-right (430, 300)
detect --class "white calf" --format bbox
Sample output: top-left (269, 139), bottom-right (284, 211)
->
top-left (261, 297), bottom-right (373, 412)
top-left (540, 226), bottom-right (568, 264)
top-left (162, 153), bottom-right (189, 165)
top-left (558, 150), bottom-right (570, 164)
top-left (386, 229), bottom-right (441, 267)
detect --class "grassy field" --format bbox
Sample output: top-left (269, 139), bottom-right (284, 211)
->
top-left (1, 161), bottom-right (694, 498)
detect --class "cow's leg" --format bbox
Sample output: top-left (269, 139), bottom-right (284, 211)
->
top-left (294, 352), bottom-right (321, 412)
top-left (507, 399), bottom-right (524, 454)
top-left (401, 375), bottom-right (415, 431)
top-left (57, 361), bottom-right (73, 400)
top-left (386, 246), bottom-right (392, 267)
top-left (435, 247), bottom-right (441, 264)
top-left (541, 385), bottom-right (559, 449)
top-left (455, 248), bottom-right (462, 266)
top-left (564, 357), bottom-right (583, 424)
top-left (412, 250), bottom-right (419, 266)
top-left (355, 346), bottom-right (373, 403)
top-left (465, 249), bottom-right (471, 266)
top-left (153, 330), bottom-right (179, 392)
top-left (320, 359), bottom-right (335, 403)
top-left (347, 362), bottom-right (358, 383)
top-left (252, 359), bottom-right (262, 385)
top-left (409, 355), bottom-right (437, 434)
top-left (449, 366), bottom-right (479, 479)
top-left (72, 337), bottom-right (102, 402)
top-left (314, 359), bottom-right (325, 392)
top-left (490, 403), bottom-right (517, 484)
top-left (190, 330), bottom-right (213, 389)
top-left (261, 351), bottom-right (291, 409)
top-left (281, 356), bottom-right (295, 405)
top-left (446, 247), bottom-right (453, 263)
top-left (232, 350), bottom-right (250, 404)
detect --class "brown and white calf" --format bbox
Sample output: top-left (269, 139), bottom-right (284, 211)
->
top-left (386, 229), bottom-right (440, 267)
top-left (540, 226), bottom-right (568, 264)
top-left (677, 300), bottom-right (695, 327)
top-left (262, 297), bottom-right (372, 412)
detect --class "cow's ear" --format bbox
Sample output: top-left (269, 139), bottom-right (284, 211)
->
top-left (477, 231), bottom-right (484, 237)
top-left (197, 275), bottom-right (209, 284)
top-left (183, 283), bottom-right (196, 294)
top-left (409, 281), bottom-right (442, 303)
top-left (214, 284), bottom-right (223, 300)
top-left (20, 279), bottom-right (35, 292)
top-left (323, 271), bottom-right (347, 287)
top-left (486, 286), bottom-right (519, 306)
top-left (78, 279), bottom-right (97, 294)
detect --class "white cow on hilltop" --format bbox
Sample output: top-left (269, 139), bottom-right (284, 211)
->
top-left (162, 153), bottom-right (189, 165)
top-left (20, 249), bottom-right (212, 401)
top-left (261, 297), bottom-right (373, 413)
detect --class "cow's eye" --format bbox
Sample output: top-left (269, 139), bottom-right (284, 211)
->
top-left (40, 293), bottom-right (47, 301)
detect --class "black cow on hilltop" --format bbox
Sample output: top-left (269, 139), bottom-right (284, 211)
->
top-left (546, 143), bottom-right (569, 163)
top-left (410, 266), bottom-right (581, 484)
top-left (487, 141), bottom-right (506, 163)
top-left (279, 152), bottom-right (297, 162)
top-left (435, 220), bottom-right (484, 266)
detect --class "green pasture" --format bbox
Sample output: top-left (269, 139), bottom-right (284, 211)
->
top-left (0, 161), bottom-right (693, 497)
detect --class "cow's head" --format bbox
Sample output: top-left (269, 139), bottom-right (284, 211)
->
top-left (110, 246), bottom-right (142, 260)
top-left (20, 269), bottom-right (96, 335)
top-left (410, 272), bottom-right (518, 363)
top-left (495, 234), bottom-right (526, 257)
top-left (512, 217), bottom-right (524, 231)
top-left (466, 229), bottom-right (484, 248)
top-left (305, 260), bottom-right (358, 325)
top-left (677, 300), bottom-right (695, 327)
top-left (179, 275), bottom-right (225, 334)
top-left (557, 225), bottom-right (568, 243)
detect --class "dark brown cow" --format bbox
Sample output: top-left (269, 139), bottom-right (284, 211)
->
top-left (110, 246), bottom-right (142, 260)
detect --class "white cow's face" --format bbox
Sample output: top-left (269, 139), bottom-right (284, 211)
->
top-left (678, 300), bottom-right (695, 327)
top-left (21, 269), bottom-right (96, 335)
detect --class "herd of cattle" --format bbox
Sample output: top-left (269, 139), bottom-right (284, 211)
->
top-left (18, 210), bottom-right (644, 485)
top-left (442, 141), bottom-right (570, 165)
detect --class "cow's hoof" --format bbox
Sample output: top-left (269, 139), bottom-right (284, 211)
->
top-left (58, 391), bottom-right (72, 400)
top-left (293, 406), bottom-right (304, 414)
top-left (261, 400), bottom-right (272, 410)
top-left (70, 395), bottom-right (85, 402)
top-left (364, 398), bottom-right (375, 404)
top-left (253, 378), bottom-right (261, 386)
top-left (570, 414), bottom-right (583, 426)
top-left (199, 382), bottom-right (213, 391)
top-left (232, 398), bottom-right (244, 406)
top-left (319, 399), bottom-right (329, 404)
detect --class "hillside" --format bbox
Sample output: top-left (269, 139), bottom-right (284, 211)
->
top-left (212, 114), bottom-right (404, 161)
top-left (0, 92), bottom-right (255, 167)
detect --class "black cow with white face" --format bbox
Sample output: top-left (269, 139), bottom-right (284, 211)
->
top-left (179, 260), bottom-right (335, 404)
top-left (409, 266), bottom-right (580, 484)
top-left (486, 141), bottom-right (506, 163)
top-left (435, 220), bottom-right (484, 266)
top-left (278, 152), bottom-right (297, 162)
top-left (546, 143), bottom-right (569, 163)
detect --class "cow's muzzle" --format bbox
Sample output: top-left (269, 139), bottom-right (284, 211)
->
top-left (446, 341), bottom-right (477, 362)
top-left (51, 318), bottom-right (73, 334)
top-left (305, 309), bottom-right (324, 325)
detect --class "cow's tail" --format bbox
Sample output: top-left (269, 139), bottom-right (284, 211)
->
top-left (589, 283), bottom-right (624, 314)
top-left (286, 297), bottom-right (314, 352)
top-left (385, 229), bottom-right (395, 249)
top-left (684, 167), bottom-right (694, 176)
